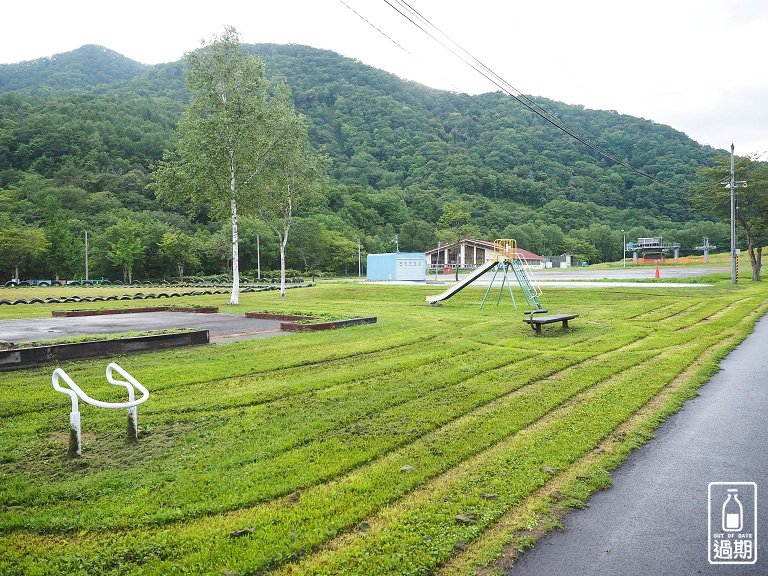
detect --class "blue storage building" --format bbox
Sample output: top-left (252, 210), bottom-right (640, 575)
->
top-left (366, 253), bottom-right (426, 281)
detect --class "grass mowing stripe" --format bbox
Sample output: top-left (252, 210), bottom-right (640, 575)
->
top-left (139, 337), bottom-right (482, 414)
top-left (628, 301), bottom-right (704, 322)
top-left (0, 334), bottom-right (660, 571)
top-left (273, 332), bottom-right (727, 575)
top-left (2, 326), bottom-right (643, 534)
top-left (0, 325), bottom-right (443, 419)
top-left (437, 304), bottom-right (767, 575)
top-left (0, 342), bottom-right (527, 532)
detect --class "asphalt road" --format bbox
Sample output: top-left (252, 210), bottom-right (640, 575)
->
top-left (507, 314), bottom-right (768, 576)
top-left (0, 312), bottom-right (287, 344)
top-left (531, 265), bottom-right (727, 281)
top-left (426, 265), bottom-right (727, 288)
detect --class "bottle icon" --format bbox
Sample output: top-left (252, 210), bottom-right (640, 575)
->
top-left (722, 488), bottom-right (743, 532)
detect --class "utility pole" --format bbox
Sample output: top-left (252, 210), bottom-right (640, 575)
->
top-left (256, 235), bottom-right (261, 280)
top-left (728, 144), bottom-right (747, 284)
top-left (84, 231), bottom-right (89, 282)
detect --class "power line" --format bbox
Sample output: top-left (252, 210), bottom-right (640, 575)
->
top-left (388, 0), bottom-right (667, 183)
top-left (337, 0), bottom-right (495, 111)
top-left (340, 0), bottom-right (670, 186)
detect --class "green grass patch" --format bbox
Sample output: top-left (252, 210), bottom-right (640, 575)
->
top-left (0, 278), bottom-right (765, 575)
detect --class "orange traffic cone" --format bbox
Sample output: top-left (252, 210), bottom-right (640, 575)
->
top-left (654, 266), bottom-right (660, 279)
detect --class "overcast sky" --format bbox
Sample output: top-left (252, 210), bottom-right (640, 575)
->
top-left (3, 0), bottom-right (767, 157)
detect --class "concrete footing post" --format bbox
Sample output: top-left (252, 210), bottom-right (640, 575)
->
top-left (127, 406), bottom-right (138, 443)
top-left (68, 411), bottom-right (81, 458)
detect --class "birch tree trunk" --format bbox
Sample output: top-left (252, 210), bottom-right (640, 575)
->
top-left (280, 236), bottom-right (287, 297)
top-left (230, 195), bottom-right (240, 305)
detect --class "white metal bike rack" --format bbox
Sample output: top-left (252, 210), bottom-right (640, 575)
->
top-left (52, 363), bottom-right (150, 457)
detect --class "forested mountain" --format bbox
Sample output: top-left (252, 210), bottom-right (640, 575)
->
top-left (0, 43), bottom-right (728, 282)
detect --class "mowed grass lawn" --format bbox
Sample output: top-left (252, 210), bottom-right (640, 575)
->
top-left (1, 277), bottom-right (766, 575)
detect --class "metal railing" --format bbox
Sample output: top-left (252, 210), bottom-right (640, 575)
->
top-left (52, 363), bottom-right (149, 457)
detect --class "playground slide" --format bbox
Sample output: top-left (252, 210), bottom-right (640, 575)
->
top-left (426, 259), bottom-right (498, 304)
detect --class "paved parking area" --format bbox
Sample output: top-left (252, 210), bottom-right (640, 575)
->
top-left (0, 312), bottom-right (288, 344)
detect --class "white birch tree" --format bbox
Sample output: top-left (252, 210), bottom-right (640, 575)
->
top-left (152, 26), bottom-right (287, 304)
top-left (257, 89), bottom-right (328, 296)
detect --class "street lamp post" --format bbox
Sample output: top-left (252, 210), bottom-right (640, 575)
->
top-left (621, 229), bottom-right (625, 268)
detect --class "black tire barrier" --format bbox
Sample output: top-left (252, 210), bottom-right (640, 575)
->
top-left (106, 295), bottom-right (117, 301)
top-left (4, 281), bottom-right (17, 287)
top-left (45, 298), bottom-right (61, 303)
top-left (12, 299), bottom-right (27, 305)
top-left (157, 292), bottom-right (169, 298)
top-left (29, 297), bottom-right (44, 304)
top-left (119, 295), bottom-right (132, 300)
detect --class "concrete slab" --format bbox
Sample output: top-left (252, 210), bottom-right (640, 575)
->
top-left (0, 312), bottom-right (287, 344)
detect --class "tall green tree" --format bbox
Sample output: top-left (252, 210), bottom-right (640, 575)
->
top-left (399, 219), bottom-right (437, 252)
top-left (44, 220), bottom-right (82, 281)
top-left (692, 153), bottom-right (768, 280)
top-left (105, 219), bottom-right (145, 283)
top-left (159, 231), bottom-right (199, 282)
top-left (152, 26), bottom-right (291, 304)
top-left (289, 218), bottom-right (327, 281)
top-left (437, 200), bottom-right (472, 281)
top-left (0, 227), bottom-right (49, 282)
top-left (257, 94), bottom-right (328, 296)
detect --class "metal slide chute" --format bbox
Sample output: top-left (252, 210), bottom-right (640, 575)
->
top-left (426, 259), bottom-right (498, 305)
top-left (425, 239), bottom-right (543, 309)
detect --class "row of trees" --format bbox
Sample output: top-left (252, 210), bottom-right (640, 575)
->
top-left (1, 161), bottom-right (763, 284)
top-left (0, 214), bottom-right (368, 285)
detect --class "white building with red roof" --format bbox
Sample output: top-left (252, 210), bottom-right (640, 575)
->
top-left (424, 239), bottom-right (545, 272)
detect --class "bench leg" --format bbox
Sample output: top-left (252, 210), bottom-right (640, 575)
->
top-left (562, 319), bottom-right (569, 329)
top-left (534, 323), bottom-right (541, 333)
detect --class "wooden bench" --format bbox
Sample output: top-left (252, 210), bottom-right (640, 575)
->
top-left (523, 311), bottom-right (578, 333)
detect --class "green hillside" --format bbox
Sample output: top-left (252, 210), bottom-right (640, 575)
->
top-left (0, 43), bottom-right (729, 282)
